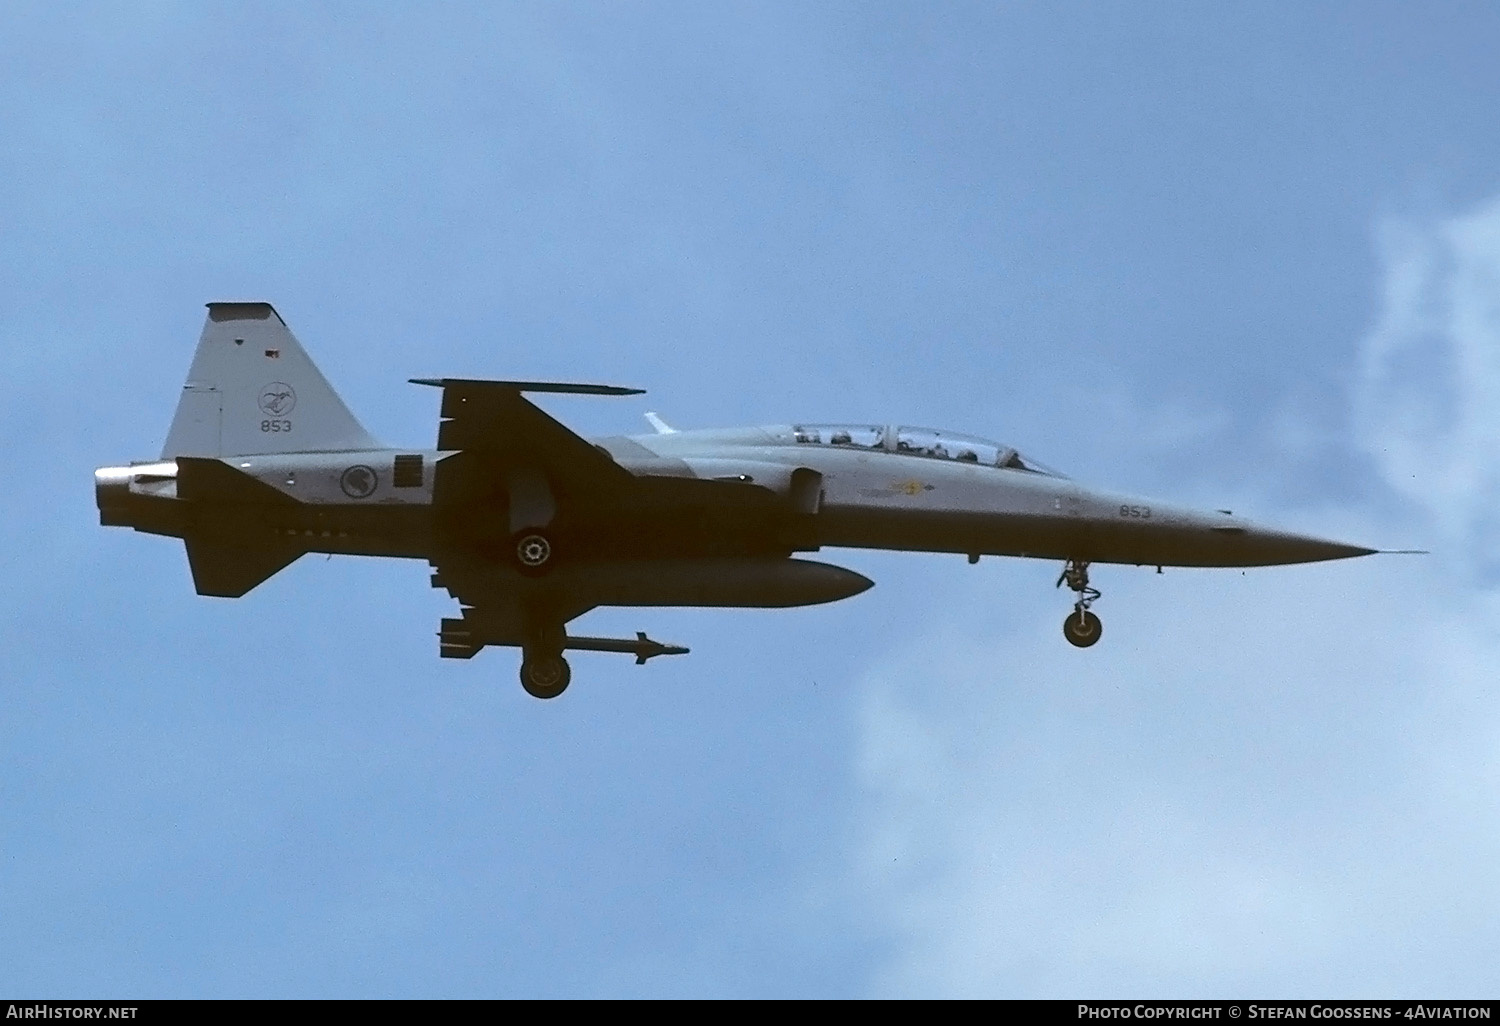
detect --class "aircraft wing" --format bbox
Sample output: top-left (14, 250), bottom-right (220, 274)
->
top-left (415, 377), bottom-right (807, 559)
top-left (414, 377), bottom-right (640, 504)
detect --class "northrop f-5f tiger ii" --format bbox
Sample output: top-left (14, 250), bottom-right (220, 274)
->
top-left (96, 303), bottom-right (1381, 699)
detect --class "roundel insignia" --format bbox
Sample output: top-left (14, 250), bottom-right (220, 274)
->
top-left (340, 464), bottom-right (378, 499)
top-left (258, 382), bottom-right (297, 417)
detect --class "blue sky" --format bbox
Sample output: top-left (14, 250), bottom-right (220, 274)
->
top-left (3, 2), bottom-right (1499, 997)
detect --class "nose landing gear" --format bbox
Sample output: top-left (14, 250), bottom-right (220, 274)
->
top-left (1056, 559), bottom-right (1102, 648)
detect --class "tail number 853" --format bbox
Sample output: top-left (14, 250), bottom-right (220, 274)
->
top-left (1119, 504), bottom-right (1152, 519)
top-left (261, 419), bottom-right (293, 433)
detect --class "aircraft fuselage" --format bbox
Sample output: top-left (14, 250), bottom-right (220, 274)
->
top-left (98, 423), bottom-right (1369, 573)
top-left (94, 302), bottom-right (1381, 694)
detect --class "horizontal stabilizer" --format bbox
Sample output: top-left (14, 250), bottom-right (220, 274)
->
top-left (176, 457), bottom-right (299, 506)
top-left (184, 536), bottom-right (303, 597)
top-left (411, 377), bottom-right (643, 396)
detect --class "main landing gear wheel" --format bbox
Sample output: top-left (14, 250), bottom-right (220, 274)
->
top-left (1056, 558), bottom-right (1104, 648)
top-left (513, 531), bottom-right (554, 575)
top-left (520, 652), bottom-right (571, 699)
top-left (1063, 609), bottom-right (1102, 648)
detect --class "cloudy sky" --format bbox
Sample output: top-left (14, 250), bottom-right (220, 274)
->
top-left (3, 2), bottom-right (1498, 998)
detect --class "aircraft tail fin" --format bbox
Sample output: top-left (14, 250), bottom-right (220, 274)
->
top-left (162, 303), bottom-right (382, 459)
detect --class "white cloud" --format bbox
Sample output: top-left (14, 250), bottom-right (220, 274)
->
top-left (1356, 194), bottom-right (1500, 575)
top-left (844, 192), bottom-right (1500, 996)
top-left (851, 561), bottom-right (1500, 996)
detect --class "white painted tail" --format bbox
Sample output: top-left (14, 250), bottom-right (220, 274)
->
top-left (161, 302), bottom-right (382, 458)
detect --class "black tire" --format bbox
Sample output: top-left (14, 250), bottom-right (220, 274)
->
top-left (520, 653), bottom-right (571, 699)
top-left (1063, 609), bottom-right (1102, 648)
top-left (513, 530), bottom-right (554, 575)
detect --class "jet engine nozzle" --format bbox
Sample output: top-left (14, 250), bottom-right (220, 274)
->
top-left (94, 465), bottom-right (135, 510)
top-left (94, 461), bottom-right (178, 526)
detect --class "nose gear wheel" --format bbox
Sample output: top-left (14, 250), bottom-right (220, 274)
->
top-left (1063, 608), bottom-right (1102, 647)
top-left (1056, 559), bottom-right (1103, 648)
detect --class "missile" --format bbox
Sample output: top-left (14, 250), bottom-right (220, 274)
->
top-left (565, 632), bottom-right (691, 665)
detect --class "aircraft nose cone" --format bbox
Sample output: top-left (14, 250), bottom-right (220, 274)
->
top-left (1237, 528), bottom-right (1376, 565)
top-left (1317, 539), bottom-right (1378, 560)
top-left (1287, 535), bottom-right (1376, 562)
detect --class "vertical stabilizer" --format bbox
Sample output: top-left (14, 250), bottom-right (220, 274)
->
top-left (161, 303), bottom-right (382, 458)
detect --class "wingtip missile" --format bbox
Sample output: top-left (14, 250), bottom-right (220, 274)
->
top-left (410, 377), bottom-right (644, 396)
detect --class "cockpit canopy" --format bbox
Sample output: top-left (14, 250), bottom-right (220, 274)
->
top-left (790, 424), bottom-right (1063, 476)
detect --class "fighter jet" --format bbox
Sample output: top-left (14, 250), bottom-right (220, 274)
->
top-left (96, 303), bottom-right (1380, 698)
